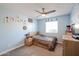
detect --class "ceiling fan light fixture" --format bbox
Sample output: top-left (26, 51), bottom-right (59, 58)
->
top-left (41, 14), bottom-right (46, 16)
top-left (35, 8), bottom-right (56, 17)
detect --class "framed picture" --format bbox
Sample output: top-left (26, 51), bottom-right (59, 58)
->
top-left (28, 18), bottom-right (33, 23)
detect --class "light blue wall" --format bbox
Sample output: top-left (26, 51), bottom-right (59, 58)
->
top-left (0, 3), bottom-right (77, 53)
top-left (70, 4), bottom-right (79, 24)
top-left (0, 6), bottom-right (37, 53)
top-left (37, 15), bottom-right (70, 42)
top-left (0, 18), bottom-right (37, 53)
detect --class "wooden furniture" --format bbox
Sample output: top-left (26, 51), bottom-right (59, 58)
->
top-left (25, 36), bottom-right (33, 46)
top-left (63, 35), bottom-right (79, 56)
top-left (33, 35), bottom-right (57, 51)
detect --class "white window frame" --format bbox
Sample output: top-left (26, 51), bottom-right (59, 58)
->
top-left (45, 21), bottom-right (58, 33)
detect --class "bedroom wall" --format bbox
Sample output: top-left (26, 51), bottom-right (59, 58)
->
top-left (0, 5), bottom-right (37, 53)
top-left (70, 4), bottom-right (79, 24)
top-left (37, 14), bottom-right (70, 43)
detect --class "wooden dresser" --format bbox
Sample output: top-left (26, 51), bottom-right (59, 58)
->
top-left (63, 35), bottom-right (79, 56)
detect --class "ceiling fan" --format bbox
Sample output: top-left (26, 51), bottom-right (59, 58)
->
top-left (35, 8), bottom-right (56, 16)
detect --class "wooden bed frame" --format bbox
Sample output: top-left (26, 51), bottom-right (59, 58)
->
top-left (32, 35), bottom-right (57, 51)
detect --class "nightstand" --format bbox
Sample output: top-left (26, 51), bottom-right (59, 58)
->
top-left (25, 36), bottom-right (33, 46)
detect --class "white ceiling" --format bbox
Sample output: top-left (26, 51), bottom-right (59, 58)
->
top-left (0, 3), bottom-right (74, 19)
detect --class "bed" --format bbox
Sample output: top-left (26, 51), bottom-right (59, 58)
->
top-left (33, 35), bottom-right (57, 51)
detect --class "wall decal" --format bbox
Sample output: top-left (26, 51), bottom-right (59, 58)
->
top-left (20, 19), bottom-right (23, 22)
top-left (4, 16), bottom-right (9, 23)
top-left (23, 26), bottom-right (27, 30)
top-left (23, 20), bottom-right (27, 24)
top-left (10, 17), bottom-right (14, 22)
top-left (3, 16), bottom-right (28, 25)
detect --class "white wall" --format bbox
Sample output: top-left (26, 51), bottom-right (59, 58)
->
top-left (37, 14), bottom-right (70, 43)
top-left (0, 4), bottom-right (37, 53)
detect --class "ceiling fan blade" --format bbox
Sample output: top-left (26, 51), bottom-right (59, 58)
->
top-left (45, 10), bottom-right (56, 14)
top-left (35, 10), bottom-right (42, 14)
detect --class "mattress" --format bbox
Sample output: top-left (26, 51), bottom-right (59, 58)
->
top-left (33, 35), bottom-right (54, 41)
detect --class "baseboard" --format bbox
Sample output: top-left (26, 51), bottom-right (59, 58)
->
top-left (58, 42), bottom-right (63, 44)
top-left (57, 42), bottom-right (63, 46)
top-left (0, 43), bottom-right (24, 56)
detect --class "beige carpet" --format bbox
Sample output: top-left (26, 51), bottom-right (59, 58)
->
top-left (2, 44), bottom-right (63, 56)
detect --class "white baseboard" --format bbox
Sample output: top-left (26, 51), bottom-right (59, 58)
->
top-left (0, 43), bottom-right (24, 55)
top-left (58, 42), bottom-right (63, 44)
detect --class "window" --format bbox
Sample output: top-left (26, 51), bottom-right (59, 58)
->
top-left (45, 21), bottom-right (58, 33)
